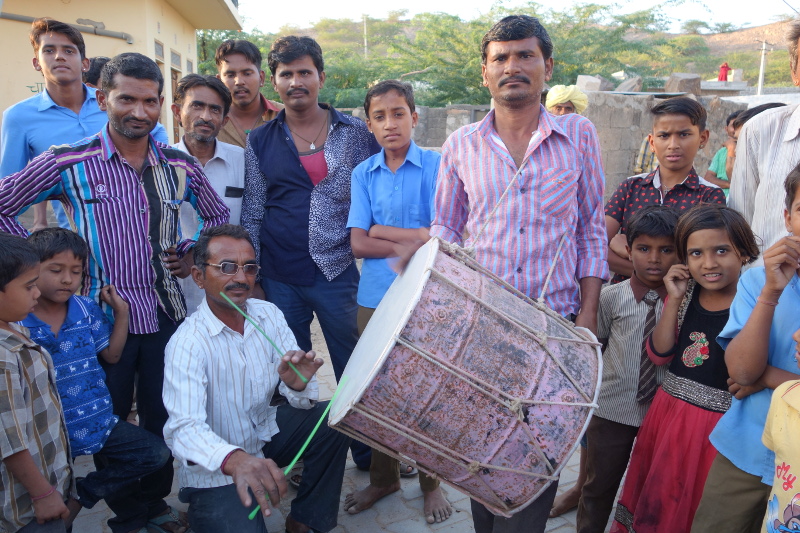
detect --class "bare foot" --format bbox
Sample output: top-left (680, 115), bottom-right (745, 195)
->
top-left (549, 484), bottom-right (581, 518)
top-left (423, 487), bottom-right (452, 523)
top-left (343, 481), bottom-right (400, 514)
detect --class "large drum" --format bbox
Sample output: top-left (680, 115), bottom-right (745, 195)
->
top-left (329, 238), bottom-right (601, 516)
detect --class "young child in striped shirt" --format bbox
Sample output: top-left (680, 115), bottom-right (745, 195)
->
top-left (576, 205), bottom-right (680, 532)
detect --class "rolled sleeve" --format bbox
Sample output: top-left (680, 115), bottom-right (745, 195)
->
top-left (347, 164), bottom-right (373, 231)
top-left (431, 141), bottom-right (467, 246)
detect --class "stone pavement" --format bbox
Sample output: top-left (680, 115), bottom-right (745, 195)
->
top-left (71, 347), bottom-right (585, 533)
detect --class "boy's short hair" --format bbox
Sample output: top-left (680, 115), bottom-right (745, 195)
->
top-left (650, 97), bottom-right (707, 132)
top-left (84, 56), bottom-right (110, 85)
top-left (28, 228), bottom-right (89, 264)
top-left (725, 110), bottom-right (742, 127)
top-left (193, 224), bottom-right (253, 272)
top-left (101, 53), bottom-right (164, 96)
top-left (364, 80), bottom-right (415, 115)
top-left (785, 162), bottom-right (800, 212)
top-left (731, 103), bottom-right (787, 131)
top-left (0, 233), bottom-right (40, 291)
top-left (625, 205), bottom-right (680, 249)
top-left (674, 204), bottom-right (759, 264)
top-left (215, 39), bottom-right (262, 69)
top-left (30, 18), bottom-right (86, 59)
top-left (267, 36), bottom-right (324, 76)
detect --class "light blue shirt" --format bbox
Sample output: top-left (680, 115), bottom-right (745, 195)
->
top-left (0, 85), bottom-right (168, 226)
top-left (347, 141), bottom-right (440, 308)
top-left (712, 268), bottom-right (800, 483)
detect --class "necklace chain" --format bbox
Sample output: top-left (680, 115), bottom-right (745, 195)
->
top-left (288, 109), bottom-right (328, 150)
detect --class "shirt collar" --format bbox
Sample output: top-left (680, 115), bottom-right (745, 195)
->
top-left (175, 137), bottom-right (231, 165)
top-left (99, 124), bottom-right (165, 163)
top-left (196, 297), bottom-right (261, 338)
top-left (37, 84), bottom-right (95, 112)
top-left (368, 140), bottom-right (422, 172)
top-left (647, 167), bottom-right (700, 190)
top-left (0, 324), bottom-right (38, 351)
top-left (784, 104), bottom-right (800, 143)
top-left (781, 381), bottom-right (800, 412)
top-left (260, 94), bottom-right (281, 117)
top-left (475, 105), bottom-right (569, 144)
top-left (629, 273), bottom-right (667, 302)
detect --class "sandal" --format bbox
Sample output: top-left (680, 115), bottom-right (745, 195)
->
top-left (148, 506), bottom-right (189, 533)
top-left (400, 462), bottom-right (418, 478)
top-left (288, 463), bottom-right (303, 490)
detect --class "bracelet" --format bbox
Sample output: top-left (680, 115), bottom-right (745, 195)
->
top-left (31, 485), bottom-right (56, 502)
top-left (220, 449), bottom-right (241, 475)
top-left (757, 297), bottom-right (779, 307)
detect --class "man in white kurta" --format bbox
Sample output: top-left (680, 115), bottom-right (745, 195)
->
top-left (162, 224), bottom-right (350, 533)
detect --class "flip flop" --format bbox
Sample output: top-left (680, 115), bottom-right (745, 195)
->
top-left (288, 464), bottom-right (303, 490)
top-left (147, 506), bottom-right (189, 533)
top-left (399, 462), bottom-right (418, 478)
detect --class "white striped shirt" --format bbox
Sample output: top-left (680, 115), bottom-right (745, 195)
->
top-left (595, 276), bottom-right (668, 427)
top-left (162, 298), bottom-right (318, 489)
top-left (729, 104), bottom-right (800, 266)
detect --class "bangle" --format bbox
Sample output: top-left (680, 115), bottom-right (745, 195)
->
top-left (220, 449), bottom-right (241, 475)
top-left (31, 485), bottom-right (56, 502)
top-left (757, 297), bottom-right (779, 307)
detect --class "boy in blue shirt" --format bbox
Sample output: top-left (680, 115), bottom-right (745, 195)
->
top-left (342, 80), bottom-right (451, 524)
top-left (24, 228), bottom-right (172, 533)
top-left (691, 165), bottom-right (800, 531)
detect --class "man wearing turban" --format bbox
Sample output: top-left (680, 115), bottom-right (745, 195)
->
top-left (546, 84), bottom-right (588, 115)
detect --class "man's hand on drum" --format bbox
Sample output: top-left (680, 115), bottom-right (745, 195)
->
top-left (222, 450), bottom-right (287, 517)
top-left (279, 350), bottom-right (323, 391)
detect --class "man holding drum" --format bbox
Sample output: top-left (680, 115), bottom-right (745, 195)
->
top-left (430, 14), bottom-right (608, 533)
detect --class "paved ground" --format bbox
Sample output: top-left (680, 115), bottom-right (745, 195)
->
top-left (71, 337), bottom-right (586, 532)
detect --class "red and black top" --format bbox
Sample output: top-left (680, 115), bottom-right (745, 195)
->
top-left (605, 167), bottom-right (726, 283)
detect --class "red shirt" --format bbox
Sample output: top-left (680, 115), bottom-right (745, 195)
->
top-left (605, 167), bottom-right (726, 282)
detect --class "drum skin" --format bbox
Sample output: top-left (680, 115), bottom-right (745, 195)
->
top-left (329, 239), bottom-right (601, 516)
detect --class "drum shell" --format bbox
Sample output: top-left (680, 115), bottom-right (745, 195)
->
top-left (329, 239), bottom-right (601, 516)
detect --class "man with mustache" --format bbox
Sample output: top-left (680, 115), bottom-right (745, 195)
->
top-left (0, 53), bottom-right (230, 533)
top-left (430, 15), bottom-right (608, 533)
top-left (171, 73), bottom-right (245, 314)
top-left (241, 36), bottom-right (378, 394)
top-left (215, 40), bottom-right (283, 149)
top-left (162, 223), bottom-right (350, 533)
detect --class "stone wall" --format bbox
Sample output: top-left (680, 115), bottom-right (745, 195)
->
top-left (352, 95), bottom-right (746, 203)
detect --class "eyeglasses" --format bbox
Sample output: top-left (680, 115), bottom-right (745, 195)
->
top-left (204, 262), bottom-right (261, 276)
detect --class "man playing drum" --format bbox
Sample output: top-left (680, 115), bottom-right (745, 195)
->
top-left (430, 14), bottom-right (608, 533)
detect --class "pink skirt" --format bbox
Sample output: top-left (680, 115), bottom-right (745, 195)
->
top-left (610, 384), bottom-right (725, 533)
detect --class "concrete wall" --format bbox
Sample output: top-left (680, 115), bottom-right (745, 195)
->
top-left (354, 94), bottom-right (745, 204)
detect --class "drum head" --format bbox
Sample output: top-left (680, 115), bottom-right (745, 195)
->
top-left (329, 238), bottom-right (440, 424)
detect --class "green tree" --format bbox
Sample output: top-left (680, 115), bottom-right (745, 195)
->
top-left (682, 20), bottom-right (710, 34)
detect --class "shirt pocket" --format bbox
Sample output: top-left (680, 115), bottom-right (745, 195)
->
top-left (408, 204), bottom-right (431, 227)
top-left (535, 167), bottom-right (580, 220)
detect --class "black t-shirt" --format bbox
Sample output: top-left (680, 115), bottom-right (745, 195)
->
top-left (668, 289), bottom-right (730, 391)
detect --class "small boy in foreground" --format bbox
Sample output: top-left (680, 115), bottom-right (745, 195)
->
top-left (24, 228), bottom-right (170, 533)
top-left (576, 206), bottom-right (681, 532)
top-left (0, 232), bottom-right (73, 532)
top-left (343, 80), bottom-right (451, 523)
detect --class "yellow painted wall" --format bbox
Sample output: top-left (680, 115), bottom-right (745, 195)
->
top-left (0, 0), bottom-right (214, 145)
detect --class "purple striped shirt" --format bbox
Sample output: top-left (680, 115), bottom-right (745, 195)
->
top-left (0, 126), bottom-right (229, 334)
top-left (430, 108), bottom-right (609, 317)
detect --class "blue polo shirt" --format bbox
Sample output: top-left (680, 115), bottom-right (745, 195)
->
top-left (712, 268), bottom-right (800, 483)
top-left (21, 295), bottom-right (118, 457)
top-left (1, 85), bottom-right (168, 227)
top-left (347, 141), bottom-right (440, 308)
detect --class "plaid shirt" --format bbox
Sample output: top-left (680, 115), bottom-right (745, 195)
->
top-left (0, 325), bottom-right (73, 531)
